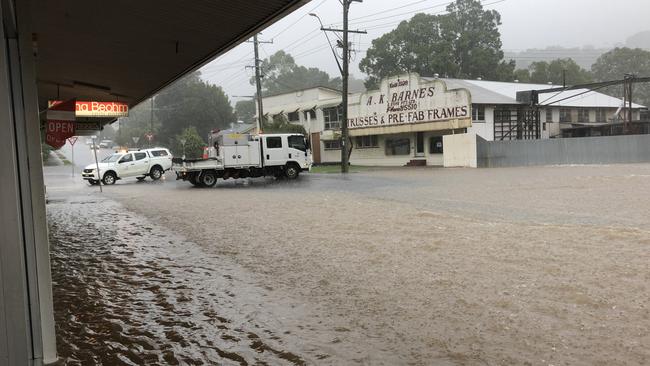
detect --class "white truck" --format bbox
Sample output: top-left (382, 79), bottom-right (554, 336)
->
top-left (82, 147), bottom-right (173, 185)
top-left (173, 131), bottom-right (311, 187)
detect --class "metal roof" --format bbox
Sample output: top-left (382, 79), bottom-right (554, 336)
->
top-left (34, 0), bottom-right (310, 111)
top-left (431, 78), bottom-right (646, 108)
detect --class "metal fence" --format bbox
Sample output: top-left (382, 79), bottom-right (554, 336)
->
top-left (476, 134), bottom-right (650, 168)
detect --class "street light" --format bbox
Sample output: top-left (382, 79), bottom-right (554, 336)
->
top-left (309, 13), bottom-right (342, 75)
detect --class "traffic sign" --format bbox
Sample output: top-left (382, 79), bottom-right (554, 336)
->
top-left (145, 132), bottom-right (154, 142)
top-left (67, 136), bottom-right (78, 146)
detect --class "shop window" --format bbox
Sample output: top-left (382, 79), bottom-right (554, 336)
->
top-left (596, 109), bottom-right (607, 122)
top-left (429, 136), bottom-right (443, 154)
top-left (287, 111), bottom-right (300, 122)
top-left (304, 109), bottom-right (316, 120)
top-left (560, 109), bottom-right (572, 123)
top-left (545, 109), bottom-right (554, 123)
top-left (355, 135), bottom-right (378, 148)
top-left (385, 138), bottom-right (410, 156)
top-left (324, 140), bottom-right (341, 150)
top-left (266, 136), bottom-right (282, 149)
top-left (577, 109), bottom-right (590, 123)
top-left (472, 105), bottom-right (485, 122)
top-left (323, 106), bottom-right (342, 130)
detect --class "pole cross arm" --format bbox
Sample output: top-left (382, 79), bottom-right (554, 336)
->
top-left (320, 27), bottom-right (367, 34)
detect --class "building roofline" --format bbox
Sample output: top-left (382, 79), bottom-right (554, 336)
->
top-left (262, 86), bottom-right (342, 99)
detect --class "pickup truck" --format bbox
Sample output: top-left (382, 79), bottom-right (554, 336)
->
top-left (82, 147), bottom-right (173, 185)
top-left (173, 131), bottom-right (311, 187)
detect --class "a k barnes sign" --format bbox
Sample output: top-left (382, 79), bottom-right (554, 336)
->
top-left (348, 73), bottom-right (471, 133)
top-left (48, 100), bottom-right (129, 118)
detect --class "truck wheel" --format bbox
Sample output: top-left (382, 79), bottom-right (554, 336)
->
top-left (285, 164), bottom-right (300, 180)
top-left (200, 171), bottom-right (217, 187)
top-left (150, 166), bottom-right (163, 180)
top-left (102, 172), bottom-right (116, 185)
top-left (189, 173), bottom-right (199, 186)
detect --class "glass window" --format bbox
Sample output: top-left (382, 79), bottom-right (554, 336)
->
top-left (150, 150), bottom-right (168, 157)
top-left (596, 109), bottom-right (607, 122)
top-left (304, 109), bottom-right (316, 120)
top-left (288, 135), bottom-right (306, 152)
top-left (545, 109), bottom-right (554, 123)
top-left (429, 136), bottom-right (443, 154)
top-left (472, 105), bottom-right (485, 122)
top-left (323, 106), bottom-right (342, 130)
top-left (560, 109), bottom-right (572, 123)
top-left (266, 136), bottom-right (282, 149)
top-left (385, 138), bottom-right (410, 156)
top-left (355, 135), bottom-right (378, 148)
top-left (324, 140), bottom-right (341, 150)
top-left (577, 109), bottom-right (590, 123)
top-left (102, 154), bottom-right (122, 162)
top-left (119, 154), bottom-right (133, 163)
top-left (287, 111), bottom-right (300, 122)
top-left (134, 152), bottom-right (147, 160)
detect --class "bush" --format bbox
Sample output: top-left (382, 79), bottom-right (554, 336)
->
top-left (172, 127), bottom-right (205, 159)
top-left (41, 143), bottom-right (53, 163)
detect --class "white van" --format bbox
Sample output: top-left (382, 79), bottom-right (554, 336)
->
top-left (82, 147), bottom-right (173, 185)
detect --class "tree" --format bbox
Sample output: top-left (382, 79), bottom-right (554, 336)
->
top-left (253, 51), bottom-right (341, 95)
top-left (592, 47), bottom-right (650, 107)
top-left (156, 71), bottom-right (236, 145)
top-left (522, 58), bottom-right (593, 85)
top-left (235, 99), bottom-right (256, 124)
top-left (359, 0), bottom-right (514, 88)
top-left (262, 114), bottom-right (307, 135)
top-left (172, 127), bottom-right (205, 159)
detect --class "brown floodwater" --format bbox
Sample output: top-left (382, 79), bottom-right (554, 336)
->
top-left (48, 196), bottom-right (307, 365)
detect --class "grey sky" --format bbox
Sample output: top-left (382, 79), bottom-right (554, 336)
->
top-left (199, 0), bottom-right (650, 101)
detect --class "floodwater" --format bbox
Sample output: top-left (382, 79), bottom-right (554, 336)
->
top-left (48, 196), bottom-right (308, 365)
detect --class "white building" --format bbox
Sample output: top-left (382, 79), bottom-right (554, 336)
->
top-left (259, 73), bottom-right (646, 166)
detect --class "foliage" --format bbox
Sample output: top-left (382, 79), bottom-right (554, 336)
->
top-left (261, 114), bottom-right (307, 135)
top-left (252, 51), bottom-right (341, 95)
top-left (156, 71), bottom-right (236, 145)
top-left (235, 99), bottom-right (256, 124)
top-left (591, 47), bottom-right (650, 107)
top-left (172, 127), bottom-right (205, 159)
top-left (41, 143), bottom-right (53, 162)
top-left (359, 0), bottom-right (514, 88)
top-left (530, 58), bottom-right (592, 85)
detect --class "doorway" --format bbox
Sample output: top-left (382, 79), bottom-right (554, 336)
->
top-left (415, 132), bottom-right (424, 157)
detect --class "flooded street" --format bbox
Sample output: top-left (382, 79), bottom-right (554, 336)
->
top-left (45, 162), bottom-right (650, 365)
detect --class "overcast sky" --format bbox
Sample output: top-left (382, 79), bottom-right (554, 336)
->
top-left (199, 0), bottom-right (650, 102)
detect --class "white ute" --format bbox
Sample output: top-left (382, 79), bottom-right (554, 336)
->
top-left (173, 131), bottom-right (311, 187)
top-left (82, 147), bottom-right (173, 185)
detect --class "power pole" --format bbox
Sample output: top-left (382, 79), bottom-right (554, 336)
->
top-left (317, 0), bottom-right (366, 173)
top-left (250, 34), bottom-right (273, 134)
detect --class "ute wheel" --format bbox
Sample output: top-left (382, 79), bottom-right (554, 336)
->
top-left (102, 172), bottom-right (116, 185)
top-left (285, 164), bottom-right (300, 180)
top-left (200, 171), bottom-right (217, 188)
top-left (136, 176), bottom-right (146, 182)
top-left (150, 166), bottom-right (163, 180)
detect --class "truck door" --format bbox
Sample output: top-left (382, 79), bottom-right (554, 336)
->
top-left (264, 136), bottom-right (284, 166)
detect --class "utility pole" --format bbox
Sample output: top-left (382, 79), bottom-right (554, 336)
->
top-left (250, 34), bottom-right (273, 134)
top-left (315, 0), bottom-right (366, 173)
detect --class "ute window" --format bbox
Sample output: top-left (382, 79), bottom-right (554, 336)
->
top-left (119, 154), bottom-right (133, 163)
top-left (102, 154), bottom-right (122, 162)
top-left (288, 135), bottom-right (306, 152)
top-left (134, 152), bottom-right (147, 160)
top-left (266, 137), bottom-right (282, 149)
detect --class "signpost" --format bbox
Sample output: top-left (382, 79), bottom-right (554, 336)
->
top-left (67, 136), bottom-right (78, 177)
top-left (91, 135), bottom-right (102, 193)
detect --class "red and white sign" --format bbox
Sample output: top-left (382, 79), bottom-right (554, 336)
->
top-left (67, 136), bottom-right (78, 146)
top-left (145, 132), bottom-right (154, 142)
top-left (46, 99), bottom-right (76, 149)
top-left (48, 100), bottom-right (129, 117)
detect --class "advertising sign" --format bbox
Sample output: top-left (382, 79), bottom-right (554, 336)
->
top-left (48, 100), bottom-right (129, 117)
top-left (348, 74), bottom-right (471, 132)
top-left (46, 99), bottom-right (76, 149)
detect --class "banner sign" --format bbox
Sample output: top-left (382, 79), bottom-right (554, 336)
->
top-left (46, 99), bottom-right (76, 149)
top-left (48, 100), bottom-right (129, 117)
top-left (348, 74), bottom-right (471, 130)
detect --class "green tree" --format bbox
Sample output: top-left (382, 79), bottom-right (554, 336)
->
top-left (172, 127), bottom-right (205, 159)
top-left (156, 71), bottom-right (236, 145)
top-left (591, 47), bottom-right (650, 107)
top-left (522, 58), bottom-right (592, 85)
top-left (262, 114), bottom-right (307, 135)
top-left (253, 51), bottom-right (341, 95)
top-left (359, 0), bottom-right (514, 88)
top-left (235, 99), bottom-right (256, 124)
